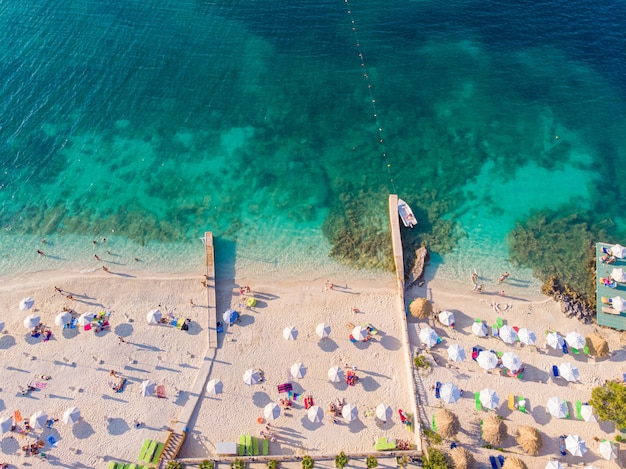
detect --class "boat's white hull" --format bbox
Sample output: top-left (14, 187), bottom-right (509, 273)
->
top-left (398, 199), bottom-right (417, 228)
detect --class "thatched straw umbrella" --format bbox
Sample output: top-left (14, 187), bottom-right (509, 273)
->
top-left (502, 457), bottom-right (527, 469)
top-left (482, 414), bottom-right (507, 446)
top-left (449, 447), bottom-right (475, 469)
top-left (436, 409), bottom-right (460, 438)
top-left (516, 425), bottom-right (543, 455)
top-left (585, 334), bottom-right (609, 358)
top-left (409, 298), bottom-right (433, 319)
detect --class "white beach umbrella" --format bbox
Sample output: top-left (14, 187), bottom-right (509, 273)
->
top-left (290, 362), bottom-right (306, 379)
top-left (54, 311), bottom-right (72, 327)
top-left (29, 410), bottom-right (48, 429)
top-left (559, 362), bottom-right (580, 382)
top-left (243, 369), bottom-right (260, 386)
top-left (545, 461), bottom-right (565, 469)
top-left (342, 403), bottom-right (358, 422)
top-left (438, 310), bottom-right (455, 326)
top-left (440, 382), bottom-right (461, 403)
top-left (565, 434), bottom-right (587, 456)
top-left (376, 403), bottom-right (392, 421)
top-left (419, 327), bottom-right (439, 348)
top-left (447, 344), bottom-right (466, 362)
top-left (62, 407), bottom-right (80, 425)
top-left (580, 405), bottom-right (597, 422)
top-left (565, 332), bottom-right (586, 350)
top-left (23, 314), bottom-right (41, 329)
top-left (599, 440), bottom-right (617, 460)
top-left (479, 388), bottom-right (499, 410)
top-left (77, 312), bottom-right (95, 326)
top-left (610, 267), bottom-right (626, 283)
top-left (141, 380), bottom-right (156, 397)
top-left (307, 405), bottom-right (324, 423)
top-left (351, 325), bottom-right (367, 341)
top-left (19, 297), bottom-right (35, 311)
top-left (223, 309), bottom-right (239, 325)
top-left (146, 309), bottom-right (162, 324)
top-left (316, 323), bottom-right (331, 338)
top-left (283, 326), bottom-right (298, 340)
top-left (610, 243), bottom-right (626, 258)
top-left (501, 352), bottom-right (522, 372)
top-left (206, 379), bottom-right (223, 395)
top-left (477, 350), bottom-right (498, 370)
top-left (546, 332), bottom-right (564, 350)
top-left (328, 366), bottom-right (344, 383)
top-left (264, 402), bottom-right (281, 421)
top-left (518, 328), bottom-right (537, 346)
top-left (499, 325), bottom-right (518, 344)
top-left (472, 321), bottom-right (488, 338)
top-left (546, 397), bottom-right (568, 419)
top-left (0, 416), bottom-right (12, 434)
top-left (610, 296), bottom-right (626, 312)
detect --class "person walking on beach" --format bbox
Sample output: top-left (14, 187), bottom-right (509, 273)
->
top-left (102, 266), bottom-right (109, 272)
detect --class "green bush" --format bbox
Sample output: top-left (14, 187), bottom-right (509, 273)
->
top-left (414, 354), bottom-right (430, 369)
top-left (200, 461), bottom-right (215, 469)
top-left (231, 458), bottom-right (245, 469)
top-left (422, 448), bottom-right (450, 469)
top-left (366, 456), bottom-right (378, 469)
top-left (302, 455), bottom-right (314, 469)
top-left (166, 462), bottom-right (183, 469)
top-left (267, 460), bottom-right (278, 469)
top-left (615, 435), bottom-right (623, 443)
top-left (335, 451), bottom-right (349, 469)
top-left (590, 381), bottom-right (626, 428)
top-left (423, 428), bottom-right (442, 445)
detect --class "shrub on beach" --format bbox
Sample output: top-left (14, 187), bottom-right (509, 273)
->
top-left (366, 455), bottom-right (378, 469)
top-left (200, 461), bottom-right (215, 469)
top-left (335, 451), bottom-right (349, 469)
top-left (302, 455), bottom-right (314, 469)
top-left (267, 460), bottom-right (278, 469)
top-left (166, 462), bottom-right (183, 469)
top-left (231, 458), bottom-right (245, 469)
top-left (589, 381), bottom-right (626, 428)
top-left (423, 448), bottom-right (450, 469)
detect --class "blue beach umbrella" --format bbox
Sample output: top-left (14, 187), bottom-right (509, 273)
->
top-left (223, 309), bottom-right (239, 326)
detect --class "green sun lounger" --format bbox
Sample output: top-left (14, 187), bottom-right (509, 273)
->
top-left (107, 463), bottom-right (117, 469)
top-left (238, 435), bottom-right (245, 456)
top-left (245, 434), bottom-right (252, 455)
top-left (140, 440), bottom-right (157, 463)
top-left (138, 439), bottom-right (151, 462)
top-left (431, 414), bottom-right (437, 431)
top-left (375, 437), bottom-right (396, 451)
top-left (262, 438), bottom-right (269, 456)
top-left (575, 400), bottom-right (583, 420)
top-left (496, 317), bottom-right (504, 328)
top-left (252, 436), bottom-right (259, 455)
top-left (151, 443), bottom-right (164, 464)
top-left (518, 396), bottom-right (526, 413)
top-left (475, 392), bottom-right (482, 411)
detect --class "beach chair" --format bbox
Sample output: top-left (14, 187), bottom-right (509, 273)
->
top-left (156, 384), bottom-right (166, 398)
top-left (475, 392), bottom-right (482, 411)
top-left (431, 414), bottom-right (437, 431)
top-left (508, 394), bottom-right (515, 411)
top-left (375, 437), bottom-right (397, 451)
top-left (151, 443), bottom-right (164, 464)
top-left (552, 365), bottom-right (559, 378)
top-left (108, 463), bottom-right (118, 469)
top-left (498, 455), bottom-right (505, 467)
top-left (46, 435), bottom-right (58, 447)
top-left (140, 440), bottom-right (157, 463)
top-left (238, 435), bottom-right (245, 456)
top-left (559, 435), bottom-right (567, 455)
top-left (514, 395), bottom-right (526, 414)
top-left (565, 401), bottom-right (570, 419)
top-left (583, 344), bottom-right (590, 354)
top-left (277, 383), bottom-right (292, 393)
top-left (475, 318), bottom-right (482, 323)
top-left (245, 434), bottom-right (252, 455)
top-left (572, 347), bottom-right (580, 354)
top-left (252, 437), bottom-right (259, 456)
top-left (575, 400), bottom-right (583, 420)
top-left (138, 439), bottom-right (151, 461)
top-left (435, 381), bottom-right (441, 399)
top-left (262, 438), bottom-right (269, 456)
top-left (496, 317), bottom-right (504, 329)
top-left (562, 342), bottom-right (569, 354)
top-left (489, 455), bottom-right (499, 469)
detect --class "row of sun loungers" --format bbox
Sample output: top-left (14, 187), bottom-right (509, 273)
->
top-left (489, 454), bottom-right (506, 469)
top-left (107, 463), bottom-right (148, 469)
top-left (237, 434), bottom-right (269, 456)
top-left (137, 439), bottom-right (164, 465)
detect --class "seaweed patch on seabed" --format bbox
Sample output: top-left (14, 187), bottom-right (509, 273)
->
top-left (508, 207), bottom-right (615, 307)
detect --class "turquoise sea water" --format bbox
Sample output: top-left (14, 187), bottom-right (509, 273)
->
top-left (1, 0), bottom-right (625, 288)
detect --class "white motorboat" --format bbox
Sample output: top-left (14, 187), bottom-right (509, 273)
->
top-left (398, 198), bottom-right (417, 228)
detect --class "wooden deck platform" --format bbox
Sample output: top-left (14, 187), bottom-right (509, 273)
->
top-left (595, 242), bottom-right (626, 330)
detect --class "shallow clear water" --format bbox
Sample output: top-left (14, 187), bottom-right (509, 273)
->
top-left (0, 0), bottom-right (625, 289)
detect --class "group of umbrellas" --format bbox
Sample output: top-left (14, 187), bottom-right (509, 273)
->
top-left (0, 407), bottom-right (81, 434)
top-left (281, 323), bottom-right (332, 341)
top-left (18, 296), bottom-right (98, 330)
top-left (472, 321), bottom-right (538, 346)
top-left (547, 436), bottom-right (617, 464)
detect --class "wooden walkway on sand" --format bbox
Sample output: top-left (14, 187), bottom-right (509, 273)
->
top-left (158, 232), bottom-right (219, 467)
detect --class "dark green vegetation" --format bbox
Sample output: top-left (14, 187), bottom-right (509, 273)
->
top-left (335, 451), bottom-right (349, 469)
top-left (509, 209), bottom-right (614, 307)
top-left (589, 381), bottom-right (626, 429)
top-left (422, 448), bottom-right (450, 469)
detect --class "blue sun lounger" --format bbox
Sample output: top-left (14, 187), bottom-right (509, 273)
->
top-left (435, 381), bottom-right (441, 399)
top-left (552, 365), bottom-right (559, 378)
top-left (489, 455), bottom-right (499, 469)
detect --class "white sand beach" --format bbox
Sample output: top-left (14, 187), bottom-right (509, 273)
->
top-left (0, 266), bottom-right (623, 469)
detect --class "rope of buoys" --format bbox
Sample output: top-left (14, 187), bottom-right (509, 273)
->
top-left (342, 0), bottom-right (397, 194)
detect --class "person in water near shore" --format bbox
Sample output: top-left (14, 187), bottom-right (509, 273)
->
top-left (498, 272), bottom-right (510, 284)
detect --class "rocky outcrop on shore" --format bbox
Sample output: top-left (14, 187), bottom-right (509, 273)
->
top-left (542, 276), bottom-right (595, 324)
top-left (406, 245), bottom-right (429, 290)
